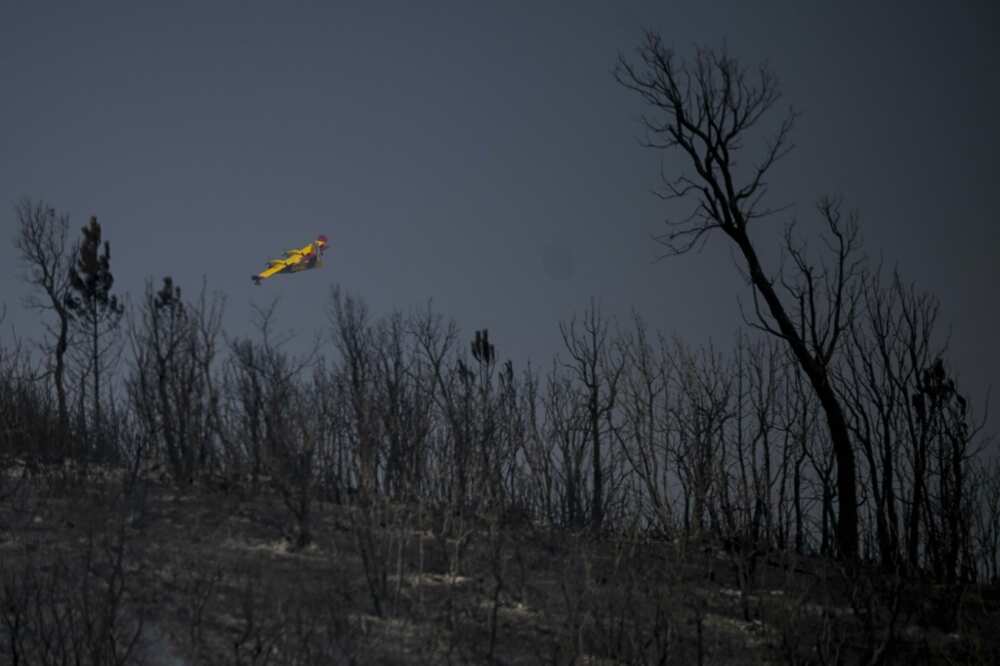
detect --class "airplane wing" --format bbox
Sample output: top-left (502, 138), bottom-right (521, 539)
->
top-left (282, 243), bottom-right (314, 262)
top-left (252, 237), bottom-right (327, 285)
top-left (254, 252), bottom-right (299, 283)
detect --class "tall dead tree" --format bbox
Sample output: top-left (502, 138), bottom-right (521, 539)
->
top-left (14, 199), bottom-right (75, 455)
top-left (372, 311), bottom-right (434, 500)
top-left (226, 301), bottom-right (316, 496)
top-left (616, 35), bottom-right (863, 557)
top-left (560, 299), bottom-right (624, 531)
top-left (329, 287), bottom-right (379, 499)
top-left (128, 277), bottom-right (223, 483)
top-left (541, 361), bottom-right (589, 527)
top-left (613, 313), bottom-right (674, 534)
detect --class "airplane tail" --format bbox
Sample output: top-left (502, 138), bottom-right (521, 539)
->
top-left (251, 275), bottom-right (261, 285)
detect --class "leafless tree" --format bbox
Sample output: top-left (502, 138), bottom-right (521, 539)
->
top-left (838, 267), bottom-right (987, 579)
top-left (774, 349), bottom-right (823, 555)
top-left (614, 312), bottom-right (676, 535)
top-left (412, 300), bottom-right (480, 509)
top-left (520, 359), bottom-right (564, 524)
top-left (127, 277), bottom-right (223, 484)
top-left (493, 359), bottom-right (538, 520)
top-left (912, 358), bottom-right (980, 583)
top-left (272, 374), bottom-right (323, 550)
top-left (667, 338), bottom-right (734, 541)
top-left (971, 459), bottom-right (1000, 582)
top-left (838, 268), bottom-right (923, 571)
top-left (616, 35), bottom-right (864, 557)
top-left (220, 338), bottom-right (267, 490)
top-left (14, 198), bottom-right (75, 456)
top-left (371, 311), bottom-right (433, 500)
top-left (224, 301), bottom-right (316, 496)
top-left (329, 286), bottom-right (380, 500)
top-left (559, 299), bottom-right (625, 530)
top-left (0, 519), bottom-right (144, 665)
top-left (0, 316), bottom-right (60, 471)
top-left (309, 358), bottom-right (354, 503)
top-left (542, 360), bottom-right (590, 527)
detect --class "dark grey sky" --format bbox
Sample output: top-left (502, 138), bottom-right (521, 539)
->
top-left (2, 2), bottom-right (997, 430)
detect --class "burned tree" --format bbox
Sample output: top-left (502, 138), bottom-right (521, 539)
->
top-left (127, 277), bottom-right (224, 483)
top-left (371, 311), bottom-right (435, 501)
top-left (14, 199), bottom-right (75, 456)
top-left (911, 357), bottom-right (978, 582)
top-left (616, 36), bottom-right (863, 557)
top-left (559, 299), bottom-right (625, 530)
top-left (329, 287), bottom-right (380, 500)
top-left (66, 215), bottom-right (124, 458)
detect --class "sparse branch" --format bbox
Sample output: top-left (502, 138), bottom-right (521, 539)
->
top-left (14, 198), bottom-right (76, 455)
top-left (618, 34), bottom-right (863, 558)
top-left (615, 33), bottom-right (796, 256)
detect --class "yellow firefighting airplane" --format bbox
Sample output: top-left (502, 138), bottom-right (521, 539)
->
top-left (252, 235), bottom-right (329, 285)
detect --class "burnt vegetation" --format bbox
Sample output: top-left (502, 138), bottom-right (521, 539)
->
top-left (2, 38), bottom-right (999, 665)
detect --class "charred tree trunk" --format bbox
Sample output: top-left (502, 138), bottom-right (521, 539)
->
top-left (616, 38), bottom-right (862, 558)
top-left (732, 231), bottom-right (858, 557)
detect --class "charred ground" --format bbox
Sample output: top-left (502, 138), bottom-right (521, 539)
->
top-left (1, 464), bottom-right (997, 665)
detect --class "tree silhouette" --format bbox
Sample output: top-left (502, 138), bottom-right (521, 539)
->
top-left (472, 329), bottom-right (495, 367)
top-left (14, 199), bottom-right (75, 457)
top-left (66, 215), bottom-right (123, 457)
top-left (559, 300), bottom-right (624, 530)
top-left (616, 35), bottom-right (862, 558)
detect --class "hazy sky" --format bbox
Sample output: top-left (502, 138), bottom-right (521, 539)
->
top-left (2, 2), bottom-right (997, 431)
